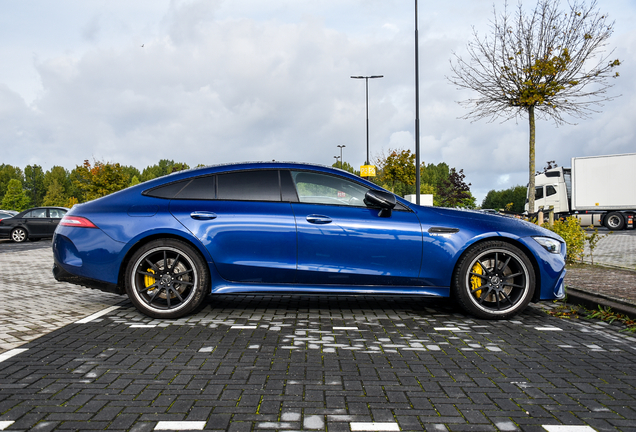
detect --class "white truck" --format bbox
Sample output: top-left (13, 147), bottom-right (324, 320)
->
top-left (526, 153), bottom-right (636, 230)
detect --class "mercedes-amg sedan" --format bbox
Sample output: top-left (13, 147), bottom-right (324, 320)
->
top-left (53, 162), bottom-right (566, 320)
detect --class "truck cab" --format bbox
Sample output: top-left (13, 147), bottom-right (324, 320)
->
top-left (525, 167), bottom-right (571, 215)
top-left (526, 167), bottom-right (604, 227)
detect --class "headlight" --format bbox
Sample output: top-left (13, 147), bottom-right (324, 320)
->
top-left (533, 237), bottom-right (562, 254)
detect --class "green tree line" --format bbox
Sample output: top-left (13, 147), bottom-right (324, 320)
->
top-left (481, 186), bottom-right (528, 213)
top-left (0, 159), bottom-right (192, 211)
top-left (2, 153), bottom-right (478, 211)
top-left (338, 148), bottom-right (476, 208)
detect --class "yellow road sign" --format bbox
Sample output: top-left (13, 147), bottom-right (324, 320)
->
top-left (360, 165), bottom-right (376, 177)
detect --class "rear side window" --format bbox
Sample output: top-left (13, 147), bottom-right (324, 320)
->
top-left (49, 209), bottom-right (66, 218)
top-left (217, 170), bottom-right (281, 201)
top-left (144, 169), bottom-right (295, 202)
top-left (145, 180), bottom-right (191, 199)
top-left (176, 176), bottom-right (216, 200)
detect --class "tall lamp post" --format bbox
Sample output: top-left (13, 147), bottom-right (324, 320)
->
top-left (414, 0), bottom-right (421, 205)
top-left (351, 75), bottom-right (383, 165)
top-left (334, 155), bottom-right (340, 166)
top-left (337, 145), bottom-right (346, 169)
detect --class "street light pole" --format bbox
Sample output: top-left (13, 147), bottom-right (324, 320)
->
top-left (334, 155), bottom-right (340, 166)
top-left (337, 145), bottom-right (346, 169)
top-left (351, 75), bottom-right (383, 165)
top-left (414, 0), bottom-right (421, 205)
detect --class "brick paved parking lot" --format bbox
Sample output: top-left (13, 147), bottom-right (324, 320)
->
top-left (2, 244), bottom-right (636, 432)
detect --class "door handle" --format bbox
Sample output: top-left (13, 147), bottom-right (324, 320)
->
top-left (190, 211), bottom-right (217, 220)
top-left (306, 214), bottom-right (332, 224)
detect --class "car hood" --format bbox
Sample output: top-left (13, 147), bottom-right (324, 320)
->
top-left (410, 204), bottom-right (564, 242)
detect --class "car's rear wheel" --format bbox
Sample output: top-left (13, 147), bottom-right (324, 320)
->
top-left (452, 241), bottom-right (535, 319)
top-left (125, 239), bottom-right (209, 319)
top-left (11, 228), bottom-right (28, 243)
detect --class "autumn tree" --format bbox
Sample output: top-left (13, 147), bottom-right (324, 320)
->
top-left (72, 160), bottom-right (130, 202)
top-left (449, 0), bottom-right (620, 214)
top-left (378, 149), bottom-right (417, 193)
top-left (437, 168), bottom-right (476, 208)
top-left (373, 149), bottom-right (472, 205)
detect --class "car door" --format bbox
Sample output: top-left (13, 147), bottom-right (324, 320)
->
top-left (290, 170), bottom-right (423, 286)
top-left (23, 208), bottom-right (49, 236)
top-left (169, 170), bottom-right (297, 284)
top-left (46, 208), bottom-right (67, 235)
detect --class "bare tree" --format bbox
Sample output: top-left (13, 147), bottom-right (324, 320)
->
top-left (448, 0), bottom-right (620, 214)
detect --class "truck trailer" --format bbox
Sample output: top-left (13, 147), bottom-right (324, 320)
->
top-left (526, 153), bottom-right (636, 230)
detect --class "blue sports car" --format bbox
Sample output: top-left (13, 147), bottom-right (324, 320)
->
top-left (52, 162), bottom-right (566, 320)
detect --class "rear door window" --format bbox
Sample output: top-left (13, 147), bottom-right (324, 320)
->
top-left (217, 170), bottom-right (281, 201)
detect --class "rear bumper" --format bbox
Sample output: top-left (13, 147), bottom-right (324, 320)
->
top-left (52, 261), bottom-right (124, 295)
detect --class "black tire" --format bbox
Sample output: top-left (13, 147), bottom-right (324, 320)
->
top-left (604, 212), bottom-right (624, 230)
top-left (452, 241), bottom-right (535, 320)
top-left (11, 227), bottom-right (28, 243)
top-left (125, 239), bottom-right (209, 319)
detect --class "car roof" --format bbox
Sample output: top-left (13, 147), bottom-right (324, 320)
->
top-left (15, 207), bottom-right (69, 215)
top-left (139, 161), bottom-right (369, 189)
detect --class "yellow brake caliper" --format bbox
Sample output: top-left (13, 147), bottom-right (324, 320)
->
top-left (470, 263), bottom-right (483, 298)
top-left (144, 268), bottom-right (156, 292)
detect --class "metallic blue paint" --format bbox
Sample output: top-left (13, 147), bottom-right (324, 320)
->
top-left (52, 162), bottom-right (566, 314)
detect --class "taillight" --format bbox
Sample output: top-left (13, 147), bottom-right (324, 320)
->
top-left (59, 216), bottom-right (97, 228)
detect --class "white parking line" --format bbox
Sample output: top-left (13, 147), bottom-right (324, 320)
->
top-left (75, 306), bottom-right (121, 323)
top-left (155, 421), bottom-right (206, 430)
top-left (0, 349), bottom-right (28, 363)
top-left (350, 422), bottom-right (400, 431)
top-left (543, 426), bottom-right (596, 432)
top-left (0, 421), bottom-right (15, 430)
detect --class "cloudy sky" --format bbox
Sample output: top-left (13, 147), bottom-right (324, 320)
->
top-left (1, 0), bottom-right (635, 203)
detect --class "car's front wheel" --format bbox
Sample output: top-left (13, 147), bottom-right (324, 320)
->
top-left (452, 241), bottom-right (535, 319)
top-left (11, 227), bottom-right (28, 243)
top-left (125, 239), bottom-right (209, 319)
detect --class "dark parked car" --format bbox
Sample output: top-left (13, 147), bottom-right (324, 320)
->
top-left (0, 207), bottom-right (68, 242)
top-left (0, 210), bottom-right (18, 220)
top-left (53, 162), bottom-right (566, 320)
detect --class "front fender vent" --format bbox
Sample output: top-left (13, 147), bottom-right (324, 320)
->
top-left (428, 227), bottom-right (460, 234)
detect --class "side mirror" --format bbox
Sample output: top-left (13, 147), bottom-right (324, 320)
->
top-left (364, 190), bottom-right (396, 217)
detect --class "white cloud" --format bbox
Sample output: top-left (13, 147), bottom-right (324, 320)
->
top-left (0, 0), bottom-right (634, 204)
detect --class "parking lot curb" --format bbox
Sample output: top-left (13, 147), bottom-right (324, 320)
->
top-left (566, 286), bottom-right (636, 319)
